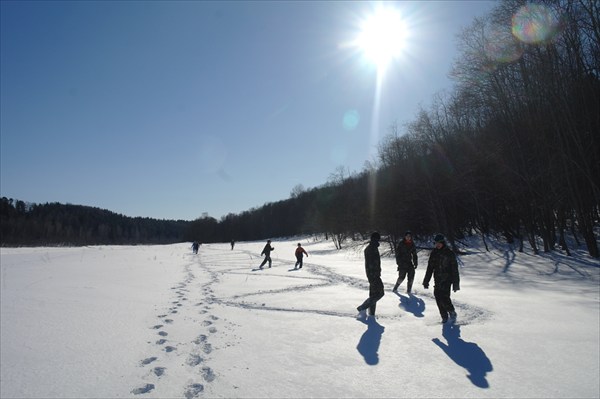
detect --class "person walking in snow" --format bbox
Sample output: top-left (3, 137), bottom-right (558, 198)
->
top-left (393, 230), bottom-right (418, 294)
top-left (294, 243), bottom-right (308, 269)
top-left (231, 239), bottom-right (235, 250)
top-left (192, 241), bottom-right (200, 254)
top-left (259, 239), bottom-right (274, 269)
top-left (422, 234), bottom-right (460, 323)
top-left (357, 232), bottom-right (385, 318)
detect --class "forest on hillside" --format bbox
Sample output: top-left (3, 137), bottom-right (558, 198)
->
top-left (2, 1), bottom-right (598, 258)
top-left (0, 198), bottom-right (189, 246)
top-left (189, 0), bottom-right (600, 258)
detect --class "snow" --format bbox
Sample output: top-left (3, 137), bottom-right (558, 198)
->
top-left (1, 236), bottom-right (599, 398)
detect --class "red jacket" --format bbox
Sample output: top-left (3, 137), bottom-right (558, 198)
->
top-left (295, 246), bottom-right (308, 257)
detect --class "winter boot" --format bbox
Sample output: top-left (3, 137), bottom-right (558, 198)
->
top-left (368, 303), bottom-right (377, 316)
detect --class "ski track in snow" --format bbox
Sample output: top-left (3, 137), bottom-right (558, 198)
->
top-left (131, 244), bottom-right (492, 396)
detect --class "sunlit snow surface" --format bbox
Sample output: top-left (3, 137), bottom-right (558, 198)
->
top-left (1, 236), bottom-right (598, 398)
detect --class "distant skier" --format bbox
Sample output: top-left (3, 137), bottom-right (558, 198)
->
top-left (357, 232), bottom-right (385, 318)
top-left (294, 243), bottom-right (308, 269)
top-left (192, 241), bottom-right (200, 254)
top-left (259, 240), bottom-right (274, 269)
top-left (231, 239), bottom-right (235, 250)
top-left (393, 231), bottom-right (418, 293)
top-left (423, 234), bottom-right (460, 323)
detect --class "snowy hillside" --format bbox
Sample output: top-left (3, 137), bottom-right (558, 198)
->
top-left (1, 236), bottom-right (598, 398)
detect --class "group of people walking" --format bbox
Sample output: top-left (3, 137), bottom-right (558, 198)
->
top-left (257, 240), bottom-right (309, 270)
top-left (357, 231), bottom-right (460, 323)
top-left (243, 231), bottom-right (460, 323)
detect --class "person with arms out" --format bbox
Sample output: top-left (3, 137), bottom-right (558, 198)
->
top-left (294, 243), bottom-right (308, 269)
top-left (357, 232), bottom-right (385, 318)
top-left (423, 234), bottom-right (460, 323)
top-left (259, 239), bottom-right (274, 269)
top-left (393, 230), bottom-right (418, 294)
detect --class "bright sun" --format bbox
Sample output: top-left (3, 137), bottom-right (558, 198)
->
top-left (356, 7), bottom-right (407, 71)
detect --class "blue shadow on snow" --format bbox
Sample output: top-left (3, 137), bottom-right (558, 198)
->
top-left (396, 292), bottom-right (425, 317)
top-left (356, 316), bottom-right (385, 365)
top-left (432, 323), bottom-right (493, 388)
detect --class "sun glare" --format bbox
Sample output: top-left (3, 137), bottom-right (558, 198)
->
top-left (356, 7), bottom-right (407, 71)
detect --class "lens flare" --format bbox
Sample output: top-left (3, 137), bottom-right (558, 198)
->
top-left (484, 25), bottom-right (524, 64)
top-left (512, 4), bottom-right (562, 44)
top-left (343, 110), bottom-right (360, 131)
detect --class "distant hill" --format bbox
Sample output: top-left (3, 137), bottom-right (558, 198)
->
top-left (0, 197), bottom-right (191, 246)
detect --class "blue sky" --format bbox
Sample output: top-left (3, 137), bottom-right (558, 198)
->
top-left (1, 1), bottom-right (495, 221)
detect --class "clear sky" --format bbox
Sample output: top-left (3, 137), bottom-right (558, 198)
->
top-left (1, 1), bottom-right (496, 221)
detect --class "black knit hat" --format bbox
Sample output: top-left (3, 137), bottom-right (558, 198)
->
top-left (434, 234), bottom-right (445, 243)
top-left (370, 231), bottom-right (381, 241)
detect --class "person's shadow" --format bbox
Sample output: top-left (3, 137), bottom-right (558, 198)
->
top-left (396, 293), bottom-right (425, 317)
top-left (356, 317), bottom-right (385, 365)
top-left (432, 323), bottom-right (493, 388)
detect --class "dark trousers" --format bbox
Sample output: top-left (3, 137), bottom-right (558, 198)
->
top-left (358, 276), bottom-right (385, 315)
top-left (434, 284), bottom-right (455, 319)
top-left (394, 266), bottom-right (415, 292)
top-left (295, 255), bottom-right (303, 268)
top-left (260, 256), bottom-right (272, 268)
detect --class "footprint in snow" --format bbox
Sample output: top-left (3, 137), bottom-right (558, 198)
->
top-left (156, 339), bottom-right (167, 345)
top-left (158, 331), bottom-right (168, 337)
top-left (201, 343), bottom-right (213, 354)
top-left (152, 325), bottom-right (163, 329)
top-left (153, 367), bottom-right (166, 377)
top-left (131, 383), bottom-right (155, 395)
top-left (140, 357), bottom-right (157, 366)
top-left (193, 334), bottom-right (207, 344)
top-left (201, 320), bottom-right (212, 326)
top-left (187, 354), bottom-right (203, 366)
top-left (164, 319), bottom-right (174, 324)
top-left (201, 366), bottom-right (216, 382)
top-left (184, 383), bottom-right (204, 399)
top-left (208, 327), bottom-right (217, 334)
top-left (165, 346), bottom-right (177, 352)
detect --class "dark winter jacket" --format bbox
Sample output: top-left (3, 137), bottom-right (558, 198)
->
top-left (295, 246), bottom-right (308, 258)
top-left (395, 239), bottom-right (418, 270)
top-left (261, 243), bottom-right (274, 257)
top-left (423, 245), bottom-right (460, 291)
top-left (364, 240), bottom-right (381, 280)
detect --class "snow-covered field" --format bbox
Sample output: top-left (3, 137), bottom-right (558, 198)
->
top-left (1, 236), bottom-right (599, 398)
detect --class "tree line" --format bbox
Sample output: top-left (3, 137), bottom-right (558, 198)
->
top-left (2, 1), bottom-right (598, 257)
top-left (189, 0), bottom-right (599, 258)
top-left (0, 198), bottom-right (190, 246)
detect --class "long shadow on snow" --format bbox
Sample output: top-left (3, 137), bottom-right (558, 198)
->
top-left (356, 317), bottom-right (385, 366)
top-left (432, 323), bottom-right (493, 388)
top-left (395, 292), bottom-right (425, 317)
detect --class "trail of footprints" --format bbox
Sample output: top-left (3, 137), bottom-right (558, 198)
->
top-left (131, 249), bottom-right (490, 396)
top-left (131, 262), bottom-right (228, 398)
